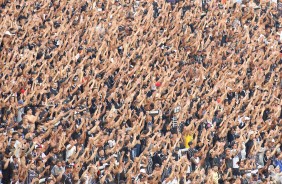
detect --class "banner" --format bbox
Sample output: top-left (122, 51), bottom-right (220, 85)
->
top-left (278, 0), bottom-right (282, 16)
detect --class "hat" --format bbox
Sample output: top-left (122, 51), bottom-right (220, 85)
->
top-left (18, 100), bottom-right (24, 105)
top-left (155, 82), bottom-right (161, 87)
top-left (65, 165), bottom-right (73, 169)
top-left (4, 31), bottom-right (15, 36)
top-left (86, 48), bottom-right (93, 53)
top-left (44, 55), bottom-right (52, 59)
top-left (35, 144), bottom-right (43, 149)
top-left (254, 6), bottom-right (260, 10)
top-left (63, 99), bottom-right (70, 104)
top-left (251, 170), bottom-right (258, 174)
top-left (140, 168), bottom-right (146, 174)
top-left (78, 46), bottom-right (83, 51)
top-left (201, 12), bottom-right (206, 16)
top-left (46, 177), bottom-right (53, 182)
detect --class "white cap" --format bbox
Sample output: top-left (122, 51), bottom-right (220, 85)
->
top-left (244, 117), bottom-right (250, 121)
top-left (140, 169), bottom-right (146, 174)
top-left (4, 31), bottom-right (15, 36)
top-left (251, 169), bottom-right (258, 174)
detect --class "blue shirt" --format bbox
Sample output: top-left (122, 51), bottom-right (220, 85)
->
top-left (274, 159), bottom-right (282, 172)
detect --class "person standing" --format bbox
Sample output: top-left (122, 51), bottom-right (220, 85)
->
top-left (187, 142), bottom-right (198, 172)
top-left (60, 165), bottom-right (74, 184)
top-left (2, 152), bottom-right (14, 184)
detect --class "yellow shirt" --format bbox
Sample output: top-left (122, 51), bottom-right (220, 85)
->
top-left (212, 172), bottom-right (219, 184)
top-left (184, 135), bottom-right (193, 148)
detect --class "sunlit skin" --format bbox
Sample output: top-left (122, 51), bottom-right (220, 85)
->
top-left (0, 0), bottom-right (281, 183)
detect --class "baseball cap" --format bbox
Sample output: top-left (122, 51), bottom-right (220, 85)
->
top-left (35, 144), bottom-right (43, 149)
top-left (4, 31), bottom-right (15, 36)
top-left (155, 82), bottom-right (161, 87)
top-left (66, 165), bottom-right (73, 169)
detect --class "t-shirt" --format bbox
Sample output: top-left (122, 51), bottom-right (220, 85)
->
top-left (225, 158), bottom-right (233, 170)
top-left (212, 171), bottom-right (219, 184)
top-left (233, 155), bottom-right (240, 168)
top-left (147, 156), bottom-right (153, 174)
top-left (274, 160), bottom-right (282, 172)
top-left (51, 165), bottom-right (65, 176)
top-left (66, 144), bottom-right (76, 161)
top-left (245, 140), bottom-right (254, 158)
top-left (187, 148), bottom-right (195, 160)
top-left (184, 135), bottom-right (193, 148)
top-left (62, 173), bottom-right (74, 184)
top-left (270, 0), bottom-right (277, 3)
top-left (25, 170), bottom-right (38, 184)
top-left (17, 107), bottom-right (24, 123)
top-left (161, 166), bottom-right (172, 182)
top-left (2, 161), bottom-right (14, 184)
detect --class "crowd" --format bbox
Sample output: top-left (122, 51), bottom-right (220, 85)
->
top-left (0, 0), bottom-right (282, 183)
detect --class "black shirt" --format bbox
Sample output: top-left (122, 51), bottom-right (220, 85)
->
top-left (245, 140), bottom-right (254, 158)
top-left (25, 170), bottom-right (38, 184)
top-left (62, 173), bottom-right (74, 184)
top-left (2, 160), bottom-right (14, 184)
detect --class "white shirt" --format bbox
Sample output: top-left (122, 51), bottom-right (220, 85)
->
top-left (270, 0), bottom-right (277, 3)
top-left (66, 144), bottom-right (76, 161)
top-left (232, 154), bottom-right (240, 168)
top-left (278, 31), bottom-right (282, 41)
top-left (236, 0), bottom-right (242, 3)
top-left (241, 143), bottom-right (246, 159)
top-left (108, 140), bottom-right (116, 148)
top-left (14, 140), bottom-right (21, 158)
top-left (36, 152), bottom-right (46, 159)
top-left (162, 178), bottom-right (178, 184)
